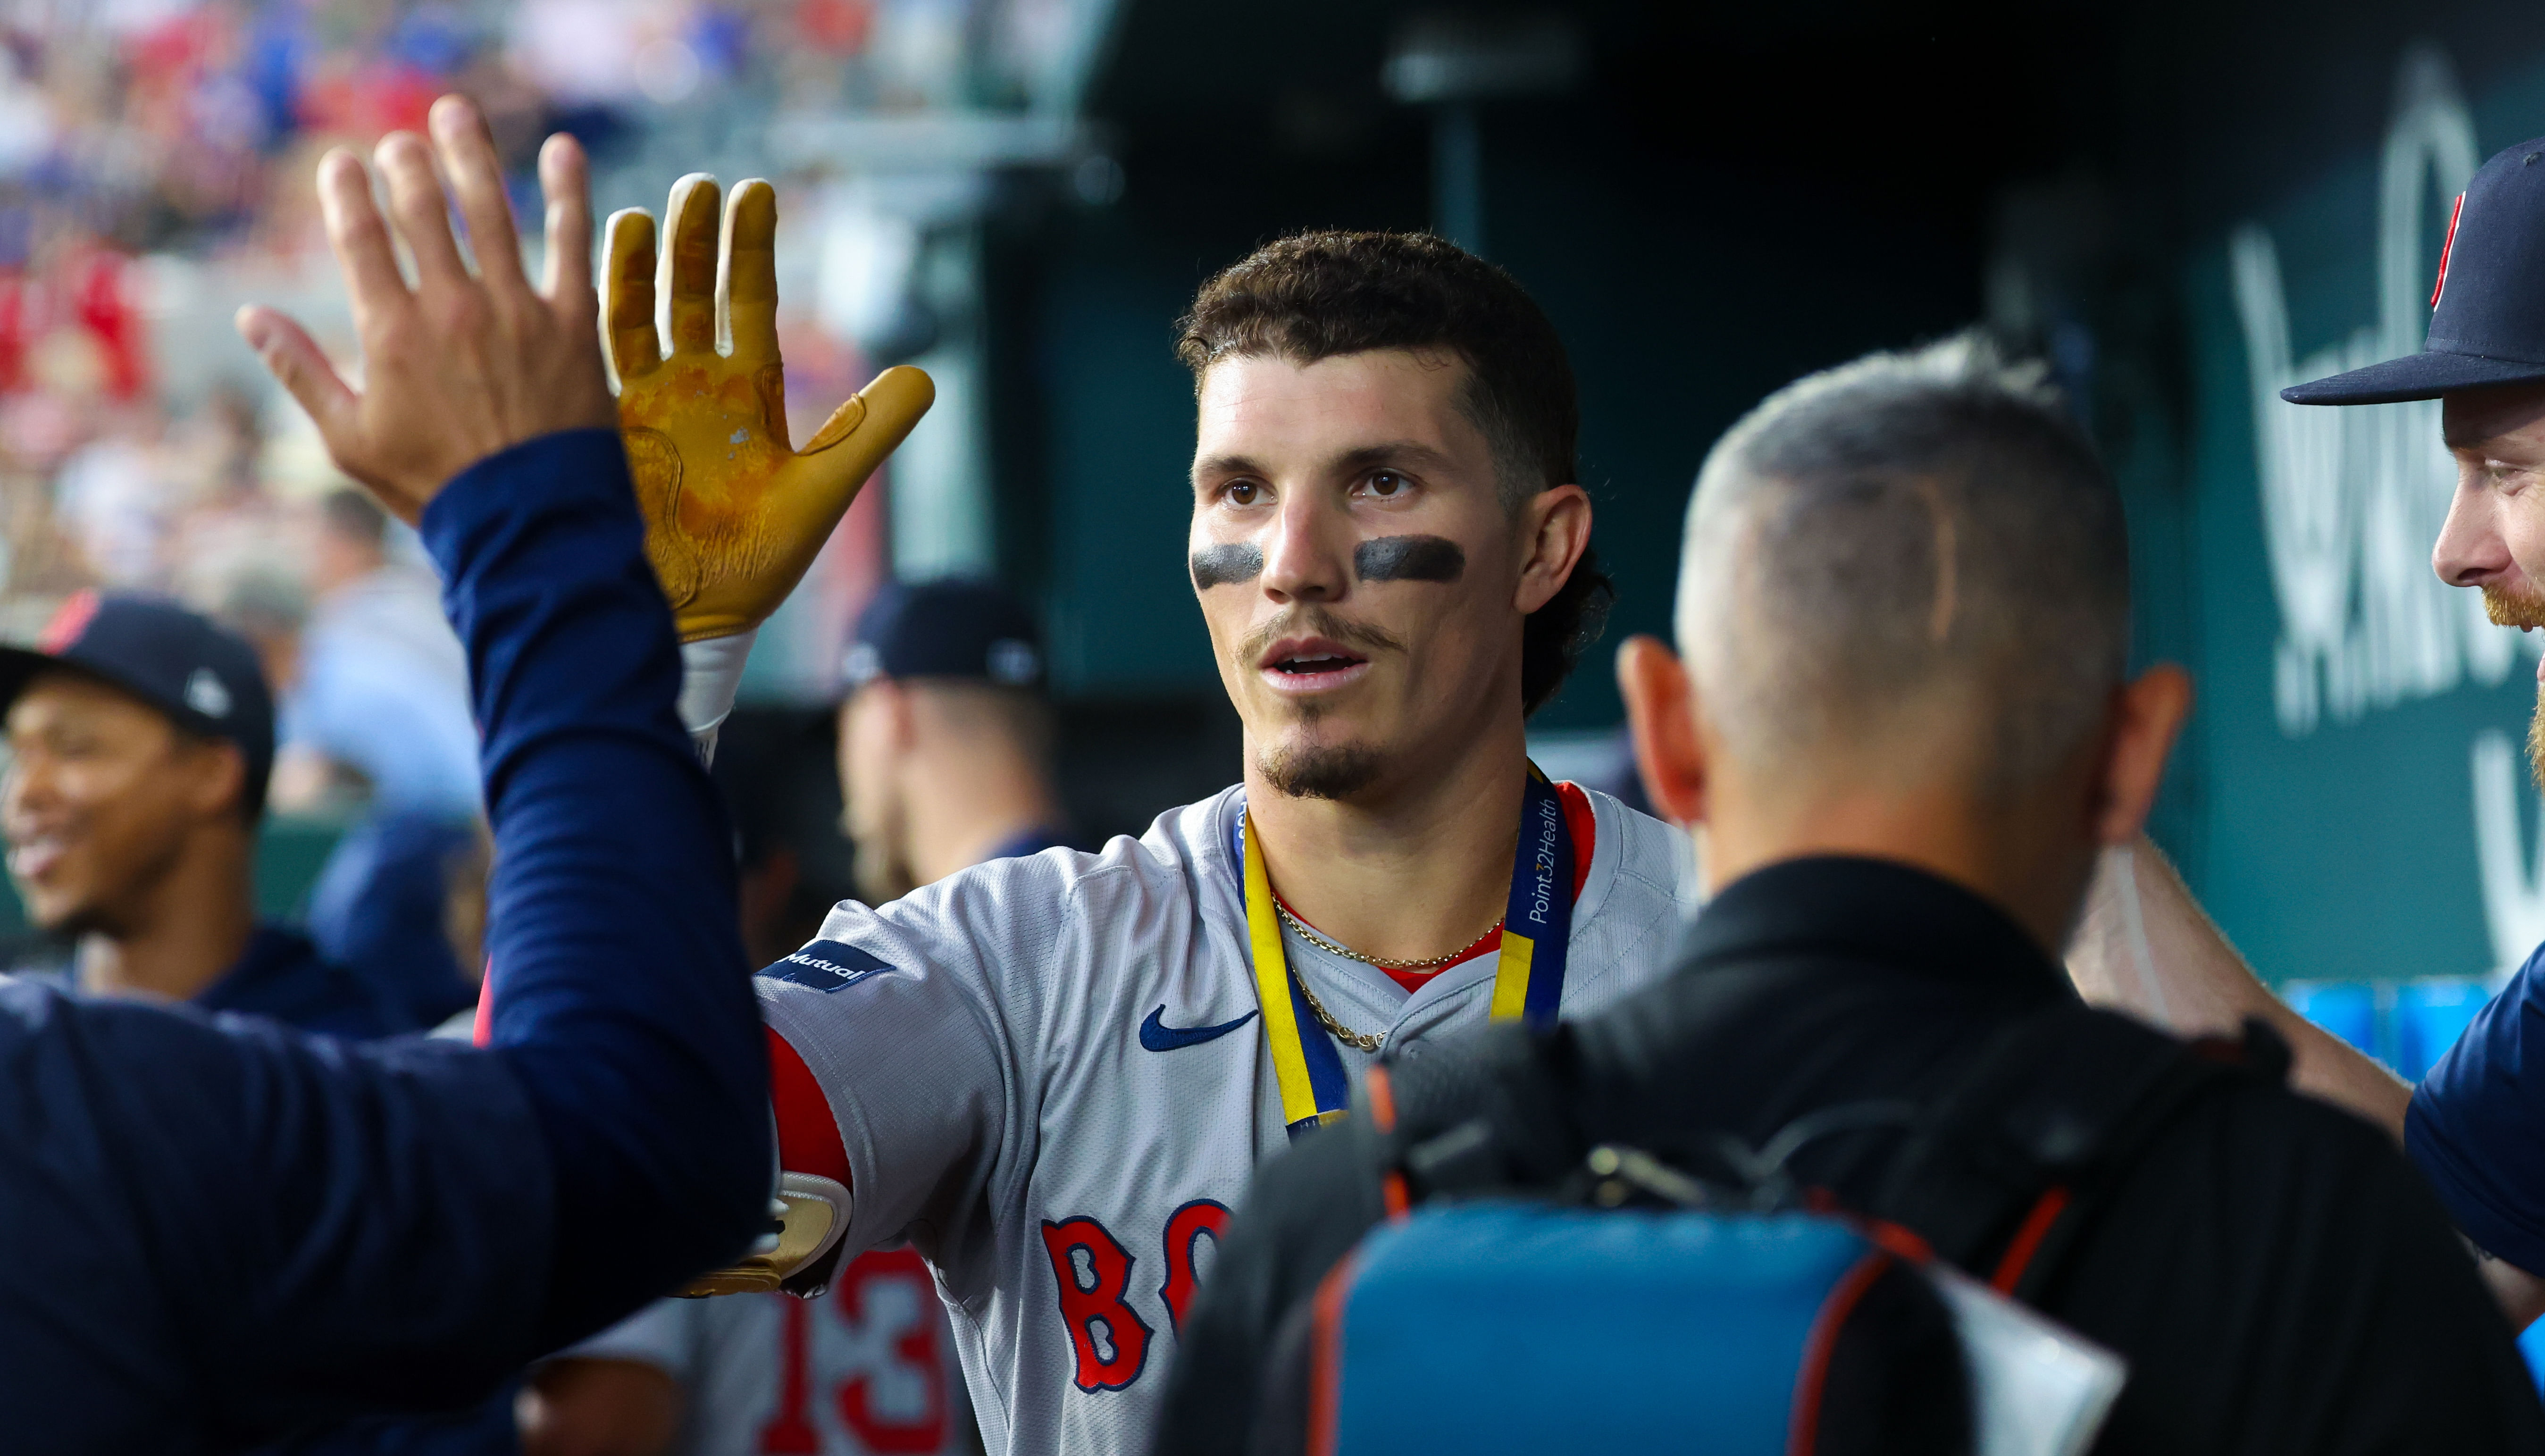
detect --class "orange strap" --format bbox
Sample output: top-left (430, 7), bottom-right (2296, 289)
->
top-left (1305, 1249), bottom-right (1363, 1456)
top-left (1788, 1251), bottom-right (1894, 1456)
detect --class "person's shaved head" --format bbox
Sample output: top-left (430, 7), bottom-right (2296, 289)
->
top-left (1677, 335), bottom-right (2128, 798)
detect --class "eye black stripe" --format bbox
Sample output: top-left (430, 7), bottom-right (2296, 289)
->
top-left (1189, 543), bottom-right (1264, 589)
top-left (1355, 536), bottom-right (1464, 583)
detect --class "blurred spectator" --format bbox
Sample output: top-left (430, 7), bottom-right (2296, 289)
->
top-left (240, 486), bottom-right (484, 1028)
top-left (274, 488), bottom-right (476, 813)
top-left (53, 403), bottom-right (171, 586)
top-left (167, 383), bottom-right (291, 608)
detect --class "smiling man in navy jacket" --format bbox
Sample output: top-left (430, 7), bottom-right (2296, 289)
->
top-left (0, 592), bottom-right (402, 1039)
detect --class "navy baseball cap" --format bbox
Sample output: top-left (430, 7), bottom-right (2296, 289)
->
top-left (841, 579), bottom-right (1045, 695)
top-left (0, 591), bottom-right (277, 816)
top-left (2287, 136), bottom-right (2545, 404)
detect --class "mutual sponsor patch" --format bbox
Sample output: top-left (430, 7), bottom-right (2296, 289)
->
top-left (760, 938), bottom-right (900, 993)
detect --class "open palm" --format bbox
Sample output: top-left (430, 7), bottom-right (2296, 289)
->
top-left (606, 174), bottom-right (932, 642)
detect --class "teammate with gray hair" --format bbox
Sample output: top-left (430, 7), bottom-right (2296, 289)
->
top-left (1156, 335), bottom-right (2543, 1456)
top-left (1678, 338), bottom-right (2128, 801)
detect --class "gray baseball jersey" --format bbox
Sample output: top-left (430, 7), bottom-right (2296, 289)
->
top-left (757, 782), bottom-right (1698, 1456)
top-left (563, 1248), bottom-right (977, 1456)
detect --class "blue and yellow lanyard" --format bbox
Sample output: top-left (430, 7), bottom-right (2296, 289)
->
top-left (1234, 767), bottom-right (1576, 1139)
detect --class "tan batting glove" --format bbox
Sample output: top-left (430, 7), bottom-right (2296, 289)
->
top-left (605, 174), bottom-right (934, 643)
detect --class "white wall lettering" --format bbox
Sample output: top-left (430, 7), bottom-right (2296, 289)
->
top-left (2230, 43), bottom-right (2519, 738)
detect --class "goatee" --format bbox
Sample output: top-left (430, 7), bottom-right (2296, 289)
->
top-left (1258, 739), bottom-right (1387, 800)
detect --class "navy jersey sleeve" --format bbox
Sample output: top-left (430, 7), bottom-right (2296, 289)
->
top-left (422, 430), bottom-right (767, 1347)
top-left (0, 988), bottom-right (551, 1444)
top-left (2407, 942), bottom-right (2545, 1276)
top-left (0, 430), bottom-right (767, 1448)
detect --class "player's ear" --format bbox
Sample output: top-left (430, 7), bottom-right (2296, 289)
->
top-left (1617, 635), bottom-right (1705, 828)
top-left (2089, 664), bottom-right (2191, 845)
top-left (879, 680), bottom-right (919, 752)
top-left (183, 738), bottom-right (249, 824)
top-left (1515, 484), bottom-right (1591, 615)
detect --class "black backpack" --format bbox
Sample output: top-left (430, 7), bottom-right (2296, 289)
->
top-left (1249, 1007), bottom-right (2291, 1456)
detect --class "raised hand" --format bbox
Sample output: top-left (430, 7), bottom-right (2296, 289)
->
top-left (237, 97), bottom-right (616, 523)
top-left (607, 176), bottom-right (933, 643)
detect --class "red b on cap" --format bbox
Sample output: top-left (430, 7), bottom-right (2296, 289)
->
top-left (38, 590), bottom-right (99, 654)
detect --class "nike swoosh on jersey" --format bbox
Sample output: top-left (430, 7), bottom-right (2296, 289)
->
top-left (1139, 1004), bottom-right (1259, 1052)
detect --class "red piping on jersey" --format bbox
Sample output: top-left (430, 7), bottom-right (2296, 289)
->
top-left (770, 1028), bottom-right (854, 1192)
top-left (1276, 782), bottom-right (1602, 994)
top-left (1788, 1251), bottom-right (1893, 1456)
top-left (1557, 780), bottom-right (1596, 901)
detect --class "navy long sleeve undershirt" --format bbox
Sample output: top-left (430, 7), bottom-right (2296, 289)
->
top-left (0, 429), bottom-right (767, 1451)
top-left (428, 429), bottom-right (767, 1346)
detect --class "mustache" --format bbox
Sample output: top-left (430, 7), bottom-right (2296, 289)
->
top-left (1232, 606), bottom-right (1406, 670)
top-left (2488, 585), bottom-right (2545, 630)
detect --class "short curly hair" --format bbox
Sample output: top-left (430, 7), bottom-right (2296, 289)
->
top-left (1176, 231), bottom-right (1611, 716)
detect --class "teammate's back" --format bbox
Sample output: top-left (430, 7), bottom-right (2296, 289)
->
top-left (1167, 863), bottom-right (2544, 1454)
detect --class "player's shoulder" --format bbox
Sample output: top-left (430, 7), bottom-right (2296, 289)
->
top-left (1575, 786), bottom-right (1698, 911)
top-left (932, 783), bottom-right (1242, 921)
top-left (1562, 786), bottom-right (1700, 1008)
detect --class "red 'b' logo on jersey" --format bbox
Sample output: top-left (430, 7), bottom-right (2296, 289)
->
top-left (1040, 1217), bottom-right (1153, 1392)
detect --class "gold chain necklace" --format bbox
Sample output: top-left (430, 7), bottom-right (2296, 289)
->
top-left (1273, 902), bottom-right (1503, 1054)
top-left (1288, 970), bottom-right (1383, 1054)
top-left (1275, 901), bottom-right (1496, 970)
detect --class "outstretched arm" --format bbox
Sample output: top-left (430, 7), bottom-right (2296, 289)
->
top-left (2067, 837), bottom-right (2412, 1128)
top-left (2068, 836), bottom-right (2545, 1327)
top-left (239, 98), bottom-right (769, 1354)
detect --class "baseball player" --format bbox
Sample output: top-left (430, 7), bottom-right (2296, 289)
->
top-left (652, 228), bottom-right (1701, 1455)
